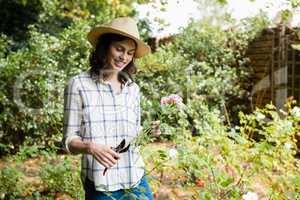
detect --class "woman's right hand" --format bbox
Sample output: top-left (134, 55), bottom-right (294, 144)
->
top-left (87, 142), bottom-right (120, 168)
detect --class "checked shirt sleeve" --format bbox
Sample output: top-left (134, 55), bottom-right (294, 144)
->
top-left (62, 78), bottom-right (83, 153)
top-left (134, 86), bottom-right (142, 136)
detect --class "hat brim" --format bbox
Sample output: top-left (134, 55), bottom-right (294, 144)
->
top-left (87, 26), bottom-right (151, 58)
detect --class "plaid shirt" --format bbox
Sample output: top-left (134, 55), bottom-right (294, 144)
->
top-left (63, 70), bottom-right (145, 192)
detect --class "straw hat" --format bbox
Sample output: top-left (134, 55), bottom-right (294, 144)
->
top-left (87, 17), bottom-right (151, 58)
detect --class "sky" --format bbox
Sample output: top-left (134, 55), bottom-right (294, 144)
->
top-left (136, 0), bottom-right (300, 37)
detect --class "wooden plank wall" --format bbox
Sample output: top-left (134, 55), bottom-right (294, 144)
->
top-left (247, 28), bottom-right (274, 108)
top-left (287, 31), bottom-right (300, 105)
top-left (247, 26), bottom-right (300, 108)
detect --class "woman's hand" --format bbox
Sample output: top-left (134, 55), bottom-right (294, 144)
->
top-left (87, 142), bottom-right (120, 168)
top-left (67, 139), bottom-right (120, 168)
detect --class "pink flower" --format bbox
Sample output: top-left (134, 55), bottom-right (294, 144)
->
top-left (160, 94), bottom-right (183, 106)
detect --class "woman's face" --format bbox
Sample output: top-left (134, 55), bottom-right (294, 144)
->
top-left (106, 38), bottom-right (136, 72)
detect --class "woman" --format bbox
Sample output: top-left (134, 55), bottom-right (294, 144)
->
top-left (63, 17), bottom-right (153, 200)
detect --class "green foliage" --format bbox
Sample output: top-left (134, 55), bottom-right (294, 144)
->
top-left (0, 0), bottom-right (147, 42)
top-left (16, 144), bottom-right (43, 161)
top-left (0, 27), bottom-right (86, 154)
top-left (0, 166), bottom-right (24, 199)
top-left (238, 102), bottom-right (299, 169)
top-left (172, 16), bottom-right (267, 109)
top-left (142, 100), bottom-right (300, 199)
top-left (289, 0), bottom-right (300, 7)
top-left (0, 0), bottom-right (42, 41)
top-left (137, 12), bottom-right (269, 129)
top-left (40, 156), bottom-right (83, 199)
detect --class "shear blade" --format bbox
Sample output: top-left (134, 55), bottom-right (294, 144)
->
top-left (114, 139), bottom-right (126, 152)
top-left (119, 144), bottom-right (130, 153)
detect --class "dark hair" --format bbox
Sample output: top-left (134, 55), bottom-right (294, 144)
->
top-left (89, 33), bottom-right (137, 86)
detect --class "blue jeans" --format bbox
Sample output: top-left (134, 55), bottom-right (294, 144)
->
top-left (84, 176), bottom-right (154, 200)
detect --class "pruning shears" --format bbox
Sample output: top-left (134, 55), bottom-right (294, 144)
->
top-left (103, 139), bottom-right (130, 176)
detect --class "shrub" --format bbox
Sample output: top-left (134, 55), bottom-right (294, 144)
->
top-left (40, 156), bottom-right (83, 199)
top-left (137, 13), bottom-right (269, 133)
top-left (141, 99), bottom-right (300, 199)
top-left (0, 166), bottom-right (24, 199)
top-left (0, 26), bottom-right (88, 155)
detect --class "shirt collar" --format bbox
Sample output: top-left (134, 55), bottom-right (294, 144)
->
top-left (98, 77), bottom-right (130, 86)
top-left (88, 69), bottom-right (132, 88)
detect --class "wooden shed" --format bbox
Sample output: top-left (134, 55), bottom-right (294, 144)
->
top-left (247, 25), bottom-right (300, 108)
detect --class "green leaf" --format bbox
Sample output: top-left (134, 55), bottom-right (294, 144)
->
top-left (291, 44), bottom-right (300, 51)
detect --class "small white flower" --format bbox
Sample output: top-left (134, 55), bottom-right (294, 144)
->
top-left (230, 128), bottom-right (236, 133)
top-left (284, 142), bottom-right (292, 150)
top-left (285, 121), bottom-right (293, 129)
top-left (291, 106), bottom-right (300, 118)
top-left (168, 148), bottom-right (177, 159)
top-left (256, 112), bottom-right (265, 120)
top-left (242, 191), bottom-right (259, 200)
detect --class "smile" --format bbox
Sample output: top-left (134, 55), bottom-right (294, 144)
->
top-left (114, 60), bottom-right (125, 68)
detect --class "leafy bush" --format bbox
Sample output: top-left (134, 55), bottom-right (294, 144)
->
top-left (142, 99), bottom-right (300, 199)
top-left (0, 26), bottom-right (87, 155)
top-left (40, 156), bottom-right (83, 199)
top-left (0, 0), bottom-right (42, 41)
top-left (0, 166), bottom-right (24, 199)
top-left (137, 13), bottom-right (269, 131)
